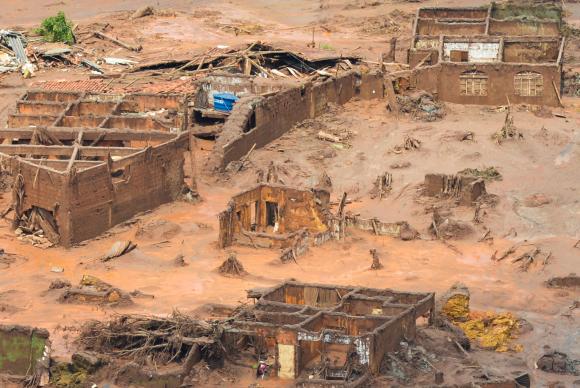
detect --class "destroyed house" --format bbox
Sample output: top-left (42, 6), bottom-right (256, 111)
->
top-left (0, 90), bottom-right (191, 247)
top-left (218, 184), bottom-right (331, 249)
top-left (409, 2), bottom-right (565, 106)
top-left (225, 281), bottom-right (435, 384)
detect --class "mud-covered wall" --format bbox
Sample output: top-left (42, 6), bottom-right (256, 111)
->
top-left (218, 185), bottom-right (330, 248)
top-left (489, 19), bottom-right (560, 36)
top-left (418, 8), bottom-right (488, 19)
top-left (370, 312), bottom-right (415, 373)
top-left (0, 156), bottom-right (69, 242)
top-left (66, 136), bottom-right (188, 246)
top-left (503, 41), bottom-right (560, 63)
top-left (213, 70), bottom-right (384, 169)
top-left (416, 20), bottom-right (486, 36)
top-left (414, 63), bottom-right (561, 106)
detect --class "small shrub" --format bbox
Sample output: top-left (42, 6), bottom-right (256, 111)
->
top-left (36, 12), bottom-right (75, 45)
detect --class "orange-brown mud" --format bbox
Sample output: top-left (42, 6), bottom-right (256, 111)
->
top-left (1, 0), bottom-right (580, 387)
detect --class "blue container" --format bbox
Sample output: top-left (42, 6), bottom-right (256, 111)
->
top-left (213, 92), bottom-right (239, 112)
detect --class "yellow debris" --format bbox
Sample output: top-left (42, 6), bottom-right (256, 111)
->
top-left (458, 311), bottom-right (522, 352)
top-left (441, 294), bottom-right (470, 321)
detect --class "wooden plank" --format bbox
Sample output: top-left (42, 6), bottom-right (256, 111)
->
top-left (94, 31), bottom-right (142, 52)
top-left (66, 130), bottom-right (84, 171)
top-left (24, 159), bottom-right (103, 168)
top-left (0, 128), bottom-right (175, 141)
top-left (552, 80), bottom-right (563, 107)
top-left (0, 145), bottom-right (140, 157)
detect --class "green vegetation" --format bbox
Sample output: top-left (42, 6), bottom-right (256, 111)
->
top-left (320, 43), bottom-right (335, 51)
top-left (459, 167), bottom-right (503, 181)
top-left (36, 12), bottom-right (75, 45)
top-left (491, 2), bottom-right (562, 21)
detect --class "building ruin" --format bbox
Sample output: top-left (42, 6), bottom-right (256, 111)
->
top-left (218, 184), bottom-right (334, 250)
top-left (409, 2), bottom-right (565, 106)
top-left (0, 90), bottom-right (191, 247)
top-left (225, 281), bottom-right (435, 384)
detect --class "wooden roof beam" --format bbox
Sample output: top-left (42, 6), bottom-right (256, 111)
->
top-left (0, 144), bottom-right (141, 157)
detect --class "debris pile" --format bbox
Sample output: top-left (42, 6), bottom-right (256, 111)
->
top-left (134, 42), bottom-right (359, 80)
top-left (545, 274), bottom-right (580, 289)
top-left (493, 243), bottom-right (551, 272)
top-left (217, 253), bottom-right (247, 277)
top-left (0, 30), bottom-right (28, 74)
top-left (393, 136), bottom-right (421, 153)
top-left (14, 207), bottom-right (58, 248)
top-left (370, 172), bottom-right (392, 199)
top-left (458, 167), bottom-right (502, 182)
top-left (78, 312), bottom-right (224, 366)
top-left (536, 351), bottom-right (580, 375)
top-left (438, 283), bottom-right (523, 352)
top-left (493, 106), bottom-right (523, 144)
top-left (430, 211), bottom-right (474, 240)
top-left (369, 248), bottom-right (383, 270)
top-left (397, 91), bottom-right (445, 122)
top-left (438, 282), bottom-right (470, 322)
top-left (424, 172), bottom-right (489, 207)
top-left (58, 275), bottom-right (132, 306)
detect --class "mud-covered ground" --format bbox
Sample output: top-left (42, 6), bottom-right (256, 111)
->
top-left (1, 0), bottom-right (579, 387)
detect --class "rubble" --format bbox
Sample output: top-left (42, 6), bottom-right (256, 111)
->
top-left (437, 282), bottom-right (470, 322)
top-left (78, 311), bottom-right (224, 366)
top-left (99, 240), bottom-right (137, 262)
top-left (370, 172), bottom-right (392, 199)
top-left (396, 91), bottom-right (445, 122)
top-left (536, 351), bottom-right (580, 375)
top-left (424, 172), bottom-right (488, 206)
top-left (58, 275), bottom-right (132, 306)
top-left (369, 248), bottom-right (383, 270)
top-left (346, 215), bottom-right (419, 240)
top-left (430, 211), bottom-right (474, 240)
top-left (546, 274), bottom-right (580, 289)
top-left (458, 167), bottom-right (502, 182)
top-left (393, 135), bottom-right (421, 153)
top-left (217, 253), bottom-right (247, 277)
top-left (437, 283), bottom-right (523, 353)
top-left (494, 105), bottom-right (524, 144)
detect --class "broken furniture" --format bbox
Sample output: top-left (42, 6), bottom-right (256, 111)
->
top-left (224, 281), bottom-right (435, 383)
top-left (0, 90), bottom-right (191, 247)
top-left (409, 3), bottom-right (565, 107)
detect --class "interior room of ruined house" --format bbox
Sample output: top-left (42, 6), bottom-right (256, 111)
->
top-left (224, 282), bottom-right (435, 381)
top-left (218, 184), bottom-right (330, 248)
top-left (0, 90), bottom-right (191, 246)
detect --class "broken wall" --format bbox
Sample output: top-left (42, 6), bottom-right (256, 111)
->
top-left (218, 185), bottom-right (330, 249)
top-left (424, 173), bottom-right (486, 205)
top-left (416, 20), bottom-right (486, 36)
top-left (418, 8), bottom-right (488, 19)
top-left (414, 62), bottom-right (561, 106)
top-left (503, 41), bottom-right (560, 63)
top-left (0, 156), bottom-right (68, 243)
top-left (489, 20), bottom-right (560, 36)
top-left (66, 135), bottom-right (188, 245)
top-left (212, 70), bottom-right (384, 169)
